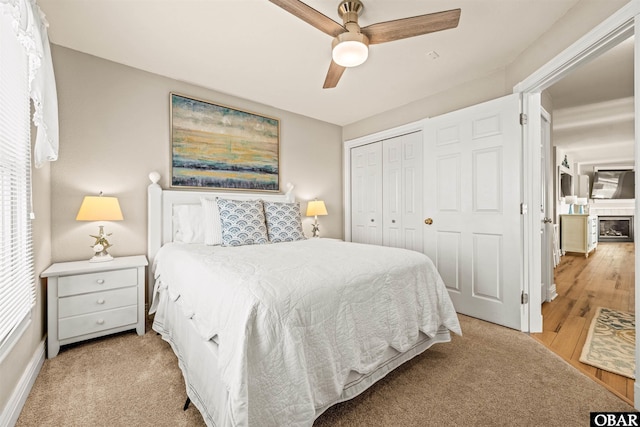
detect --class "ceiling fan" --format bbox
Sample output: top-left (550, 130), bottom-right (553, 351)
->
top-left (269, 0), bottom-right (461, 88)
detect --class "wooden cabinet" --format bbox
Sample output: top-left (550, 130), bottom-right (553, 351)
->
top-left (42, 255), bottom-right (147, 358)
top-left (560, 214), bottom-right (597, 258)
top-left (350, 131), bottom-right (423, 251)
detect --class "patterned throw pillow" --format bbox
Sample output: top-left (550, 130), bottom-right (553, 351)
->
top-left (263, 201), bottom-right (306, 243)
top-left (216, 198), bottom-right (269, 247)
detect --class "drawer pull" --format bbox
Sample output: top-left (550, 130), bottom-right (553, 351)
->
top-left (96, 319), bottom-right (105, 325)
top-left (96, 279), bottom-right (105, 284)
top-left (97, 298), bottom-right (105, 305)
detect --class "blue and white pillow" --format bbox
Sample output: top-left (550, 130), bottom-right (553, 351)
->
top-left (263, 201), bottom-right (306, 243)
top-left (216, 198), bottom-right (269, 247)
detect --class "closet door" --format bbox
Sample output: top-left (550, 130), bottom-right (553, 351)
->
top-left (351, 142), bottom-right (383, 245)
top-left (382, 132), bottom-right (423, 251)
top-left (382, 136), bottom-right (403, 247)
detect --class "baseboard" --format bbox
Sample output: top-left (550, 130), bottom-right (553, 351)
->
top-left (0, 339), bottom-right (45, 427)
top-left (547, 284), bottom-right (558, 302)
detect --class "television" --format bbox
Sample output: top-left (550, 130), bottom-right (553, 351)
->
top-left (590, 169), bottom-right (635, 199)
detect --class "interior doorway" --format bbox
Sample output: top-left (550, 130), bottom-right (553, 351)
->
top-left (527, 31), bottom-right (635, 405)
top-left (513, 1), bottom-right (638, 408)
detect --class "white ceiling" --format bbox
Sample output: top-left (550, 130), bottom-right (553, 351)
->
top-left (549, 36), bottom-right (634, 163)
top-left (548, 35), bottom-right (634, 110)
top-left (38, 0), bottom-right (592, 126)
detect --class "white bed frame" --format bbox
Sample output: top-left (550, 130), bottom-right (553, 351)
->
top-left (147, 172), bottom-right (292, 299)
top-left (146, 172), bottom-right (453, 425)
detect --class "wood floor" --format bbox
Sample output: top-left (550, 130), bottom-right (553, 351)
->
top-left (531, 242), bottom-right (635, 405)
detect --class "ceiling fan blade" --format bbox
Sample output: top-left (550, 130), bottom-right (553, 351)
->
top-left (269, 0), bottom-right (345, 37)
top-left (361, 8), bottom-right (461, 45)
top-left (323, 61), bottom-right (346, 89)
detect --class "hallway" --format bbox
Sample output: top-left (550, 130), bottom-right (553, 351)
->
top-left (531, 242), bottom-right (635, 404)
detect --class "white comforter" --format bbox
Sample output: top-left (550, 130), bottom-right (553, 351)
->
top-left (151, 238), bottom-right (461, 426)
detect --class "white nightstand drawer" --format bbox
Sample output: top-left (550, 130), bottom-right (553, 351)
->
top-left (58, 268), bottom-right (138, 297)
top-left (59, 287), bottom-right (137, 318)
top-left (58, 305), bottom-right (138, 340)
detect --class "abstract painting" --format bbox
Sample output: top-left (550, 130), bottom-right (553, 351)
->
top-left (170, 93), bottom-right (279, 191)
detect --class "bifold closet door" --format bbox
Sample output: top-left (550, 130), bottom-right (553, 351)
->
top-left (351, 142), bottom-right (383, 245)
top-left (382, 132), bottom-right (423, 251)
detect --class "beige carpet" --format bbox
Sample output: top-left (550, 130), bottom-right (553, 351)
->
top-left (580, 307), bottom-right (635, 379)
top-left (17, 315), bottom-right (634, 427)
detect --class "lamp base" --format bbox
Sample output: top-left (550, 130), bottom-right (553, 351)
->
top-left (311, 217), bottom-right (320, 238)
top-left (90, 252), bottom-right (113, 263)
top-left (89, 225), bottom-right (114, 262)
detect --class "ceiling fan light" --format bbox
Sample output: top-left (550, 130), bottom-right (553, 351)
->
top-left (332, 32), bottom-right (369, 68)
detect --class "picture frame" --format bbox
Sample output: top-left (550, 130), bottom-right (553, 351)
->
top-left (170, 92), bottom-right (280, 191)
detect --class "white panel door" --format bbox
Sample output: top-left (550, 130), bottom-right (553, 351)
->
top-left (423, 94), bottom-right (522, 330)
top-left (382, 131), bottom-right (424, 251)
top-left (351, 142), bottom-right (383, 245)
top-left (383, 136), bottom-right (403, 248)
top-left (399, 131), bottom-right (423, 252)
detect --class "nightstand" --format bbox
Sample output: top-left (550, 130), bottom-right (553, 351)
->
top-left (42, 255), bottom-right (148, 358)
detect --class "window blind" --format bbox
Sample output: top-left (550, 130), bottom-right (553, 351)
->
top-left (0, 10), bottom-right (36, 348)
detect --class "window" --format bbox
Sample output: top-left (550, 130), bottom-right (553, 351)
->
top-left (0, 8), bottom-right (36, 353)
top-left (0, 1), bottom-right (58, 357)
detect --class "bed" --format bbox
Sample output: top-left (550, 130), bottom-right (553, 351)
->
top-left (147, 174), bottom-right (461, 426)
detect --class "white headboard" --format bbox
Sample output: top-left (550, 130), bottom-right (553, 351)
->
top-left (147, 172), bottom-right (293, 300)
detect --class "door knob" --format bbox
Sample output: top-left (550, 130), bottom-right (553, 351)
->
top-left (543, 217), bottom-right (553, 224)
top-left (424, 218), bottom-right (433, 225)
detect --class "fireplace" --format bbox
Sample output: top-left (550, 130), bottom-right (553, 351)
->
top-left (598, 216), bottom-right (634, 242)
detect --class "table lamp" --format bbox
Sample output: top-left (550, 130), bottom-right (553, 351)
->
top-left (306, 200), bottom-right (328, 238)
top-left (576, 197), bottom-right (588, 214)
top-left (76, 192), bottom-right (123, 262)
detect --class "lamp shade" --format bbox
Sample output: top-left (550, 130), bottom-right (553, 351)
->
top-left (564, 195), bottom-right (577, 205)
top-left (76, 196), bottom-right (123, 221)
top-left (576, 197), bottom-right (588, 206)
top-left (332, 32), bottom-right (369, 68)
top-left (306, 200), bottom-right (328, 217)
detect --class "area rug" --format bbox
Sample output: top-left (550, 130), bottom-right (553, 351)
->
top-left (580, 307), bottom-right (635, 379)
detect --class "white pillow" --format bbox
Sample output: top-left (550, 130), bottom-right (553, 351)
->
top-left (200, 197), bottom-right (223, 245)
top-left (172, 204), bottom-right (205, 244)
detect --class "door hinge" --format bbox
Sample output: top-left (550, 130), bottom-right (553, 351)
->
top-left (521, 292), bottom-right (529, 304)
top-left (519, 113), bottom-right (528, 125)
top-left (520, 203), bottom-right (527, 215)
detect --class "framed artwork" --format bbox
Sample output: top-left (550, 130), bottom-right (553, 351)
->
top-left (170, 92), bottom-right (280, 191)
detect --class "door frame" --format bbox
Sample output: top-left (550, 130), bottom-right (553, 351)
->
top-left (512, 0), bottom-right (639, 408)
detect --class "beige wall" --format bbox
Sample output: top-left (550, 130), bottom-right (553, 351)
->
top-left (343, 0), bottom-right (629, 141)
top-left (50, 45), bottom-right (343, 267)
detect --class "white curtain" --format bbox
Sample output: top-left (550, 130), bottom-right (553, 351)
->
top-left (1, 0), bottom-right (58, 168)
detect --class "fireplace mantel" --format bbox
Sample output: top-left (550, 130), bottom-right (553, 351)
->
top-left (589, 207), bottom-right (635, 217)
